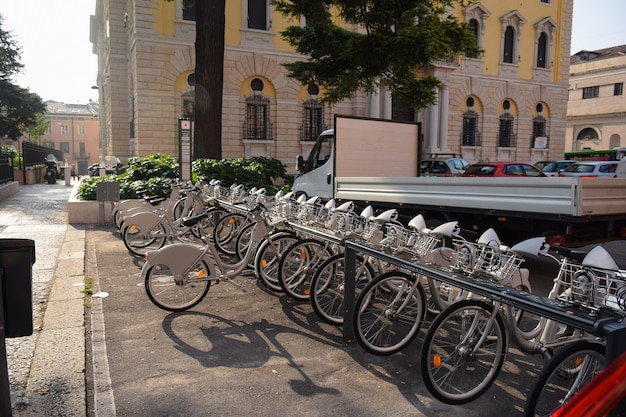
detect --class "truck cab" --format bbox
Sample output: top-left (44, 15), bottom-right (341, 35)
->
top-left (292, 129), bottom-right (334, 199)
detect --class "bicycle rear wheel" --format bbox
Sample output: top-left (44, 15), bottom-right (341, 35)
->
top-left (192, 207), bottom-right (228, 240)
top-left (278, 238), bottom-right (334, 301)
top-left (122, 222), bottom-right (167, 257)
top-left (353, 271), bottom-right (426, 355)
top-left (145, 260), bottom-right (211, 311)
top-left (524, 341), bottom-right (605, 417)
top-left (420, 299), bottom-right (507, 405)
top-left (311, 253), bottom-right (374, 326)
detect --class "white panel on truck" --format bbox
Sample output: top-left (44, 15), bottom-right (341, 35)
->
top-left (334, 116), bottom-right (419, 178)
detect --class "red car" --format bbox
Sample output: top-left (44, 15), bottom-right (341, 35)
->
top-left (461, 161), bottom-right (547, 177)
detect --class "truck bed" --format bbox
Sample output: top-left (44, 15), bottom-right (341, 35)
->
top-left (335, 177), bottom-right (626, 218)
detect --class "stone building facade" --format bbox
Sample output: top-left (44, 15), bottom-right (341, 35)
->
top-left (565, 45), bottom-right (626, 153)
top-left (90, 0), bottom-right (573, 168)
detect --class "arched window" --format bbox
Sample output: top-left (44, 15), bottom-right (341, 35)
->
top-left (536, 32), bottom-right (547, 68)
top-left (503, 26), bottom-right (515, 63)
top-left (498, 113), bottom-right (515, 147)
top-left (576, 128), bottom-right (599, 141)
top-left (245, 94), bottom-right (271, 140)
top-left (533, 115), bottom-right (547, 138)
top-left (301, 98), bottom-right (325, 141)
top-left (532, 115), bottom-right (548, 148)
top-left (462, 110), bottom-right (480, 146)
top-left (181, 90), bottom-right (194, 120)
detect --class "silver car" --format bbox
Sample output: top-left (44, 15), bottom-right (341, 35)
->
top-left (420, 156), bottom-right (469, 177)
top-left (558, 161), bottom-right (619, 178)
top-left (534, 160), bottom-right (576, 177)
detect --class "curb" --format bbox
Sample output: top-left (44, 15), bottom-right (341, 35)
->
top-left (16, 225), bottom-right (87, 417)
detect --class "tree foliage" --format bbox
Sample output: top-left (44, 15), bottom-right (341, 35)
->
top-left (272, 0), bottom-right (480, 109)
top-left (0, 15), bottom-right (46, 140)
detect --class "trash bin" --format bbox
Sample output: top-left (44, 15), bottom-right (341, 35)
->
top-left (0, 239), bottom-right (35, 338)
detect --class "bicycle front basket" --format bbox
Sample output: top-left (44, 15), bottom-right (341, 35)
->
top-left (451, 240), bottom-right (524, 283)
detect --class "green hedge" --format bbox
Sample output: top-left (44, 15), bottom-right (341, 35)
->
top-left (75, 154), bottom-right (293, 201)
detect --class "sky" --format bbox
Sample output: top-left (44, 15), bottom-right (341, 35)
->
top-left (0, 0), bottom-right (625, 105)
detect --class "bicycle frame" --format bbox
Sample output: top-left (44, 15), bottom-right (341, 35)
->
top-left (124, 187), bottom-right (208, 242)
top-left (141, 206), bottom-right (271, 288)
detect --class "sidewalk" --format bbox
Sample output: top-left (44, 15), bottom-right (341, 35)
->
top-left (1, 181), bottom-right (87, 417)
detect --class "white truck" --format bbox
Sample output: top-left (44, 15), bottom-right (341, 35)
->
top-left (292, 116), bottom-right (626, 245)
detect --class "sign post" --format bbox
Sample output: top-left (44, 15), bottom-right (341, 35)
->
top-left (179, 119), bottom-right (193, 181)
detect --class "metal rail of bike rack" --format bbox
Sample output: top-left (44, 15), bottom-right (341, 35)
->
top-left (343, 240), bottom-right (626, 365)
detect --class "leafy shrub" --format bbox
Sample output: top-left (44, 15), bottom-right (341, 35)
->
top-left (193, 156), bottom-right (290, 194)
top-left (75, 154), bottom-right (292, 200)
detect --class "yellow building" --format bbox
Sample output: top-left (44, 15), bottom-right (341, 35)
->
top-left (90, 0), bottom-right (572, 167)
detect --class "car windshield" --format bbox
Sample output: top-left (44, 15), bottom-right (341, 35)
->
top-left (535, 161), bottom-right (556, 171)
top-left (421, 161), bottom-right (448, 174)
top-left (464, 164), bottom-right (495, 175)
top-left (564, 164), bottom-right (595, 173)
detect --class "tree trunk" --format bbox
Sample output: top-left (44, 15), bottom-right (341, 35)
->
top-left (193, 0), bottom-right (225, 159)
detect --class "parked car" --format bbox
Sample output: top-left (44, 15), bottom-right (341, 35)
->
top-left (462, 161), bottom-right (547, 177)
top-left (534, 160), bottom-right (576, 176)
top-left (558, 161), bottom-right (619, 178)
top-left (420, 155), bottom-right (469, 177)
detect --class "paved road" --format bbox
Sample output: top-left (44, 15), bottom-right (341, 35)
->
top-left (86, 228), bottom-right (547, 417)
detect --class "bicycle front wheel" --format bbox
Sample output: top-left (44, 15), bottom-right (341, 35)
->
top-left (524, 341), bottom-right (605, 417)
top-left (278, 238), bottom-right (334, 301)
top-left (310, 253), bottom-right (375, 326)
top-left (254, 232), bottom-right (300, 292)
top-left (213, 213), bottom-right (249, 256)
top-left (145, 260), bottom-right (211, 311)
top-left (353, 271), bottom-right (426, 355)
top-left (122, 222), bottom-right (167, 257)
top-left (421, 299), bottom-right (507, 405)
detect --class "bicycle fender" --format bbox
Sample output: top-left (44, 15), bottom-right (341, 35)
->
top-left (141, 244), bottom-right (210, 277)
top-left (122, 211), bottom-right (162, 233)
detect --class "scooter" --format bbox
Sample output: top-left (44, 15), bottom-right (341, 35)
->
top-left (45, 160), bottom-right (58, 184)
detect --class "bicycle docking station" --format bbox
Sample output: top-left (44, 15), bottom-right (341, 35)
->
top-left (343, 240), bottom-right (626, 363)
top-left (97, 182), bottom-right (120, 226)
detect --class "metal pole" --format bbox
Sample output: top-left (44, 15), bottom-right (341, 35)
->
top-left (0, 269), bottom-right (14, 417)
top-left (342, 244), bottom-right (356, 341)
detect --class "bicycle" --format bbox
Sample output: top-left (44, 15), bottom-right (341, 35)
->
top-left (523, 245), bottom-right (626, 416)
top-left (349, 218), bottom-right (463, 355)
top-left (121, 182), bottom-right (212, 256)
top-left (142, 201), bottom-right (278, 311)
top-left (276, 206), bottom-right (398, 302)
top-left (253, 197), bottom-right (354, 293)
top-left (309, 213), bottom-right (450, 327)
top-left (420, 240), bottom-right (626, 405)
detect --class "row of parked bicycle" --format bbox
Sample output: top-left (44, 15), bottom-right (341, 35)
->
top-left (112, 179), bottom-right (626, 417)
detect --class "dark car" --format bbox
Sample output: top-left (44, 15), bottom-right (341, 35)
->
top-left (420, 155), bottom-right (469, 177)
top-left (462, 161), bottom-right (547, 177)
top-left (534, 160), bottom-right (576, 176)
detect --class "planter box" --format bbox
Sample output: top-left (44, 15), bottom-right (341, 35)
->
top-left (67, 182), bottom-right (115, 224)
